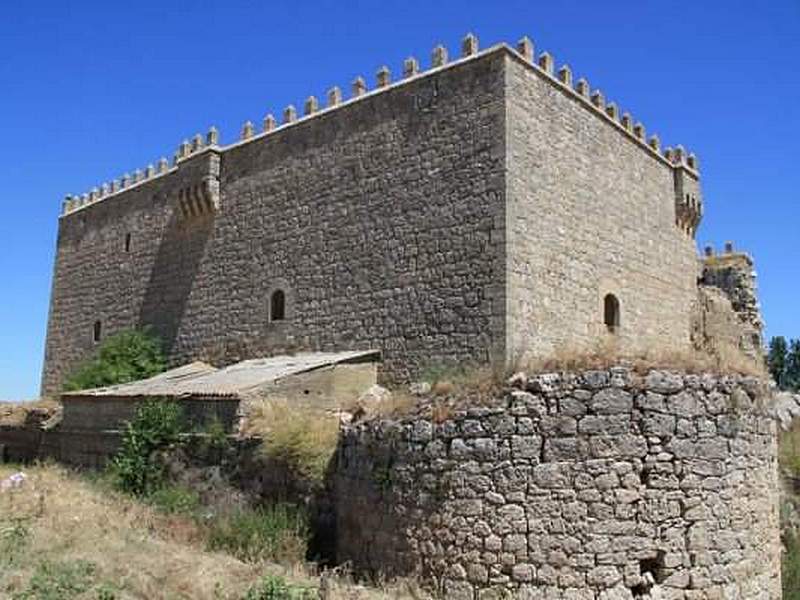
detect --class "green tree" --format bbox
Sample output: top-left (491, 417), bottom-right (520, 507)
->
top-left (786, 338), bottom-right (800, 392)
top-left (768, 336), bottom-right (789, 389)
top-left (63, 328), bottom-right (166, 392)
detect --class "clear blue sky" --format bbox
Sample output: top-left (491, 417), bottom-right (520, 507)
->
top-left (1, 1), bottom-right (798, 400)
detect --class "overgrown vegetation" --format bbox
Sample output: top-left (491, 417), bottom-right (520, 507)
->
top-left (245, 399), bottom-right (339, 486)
top-left (109, 399), bottom-right (185, 496)
top-left (785, 530), bottom-right (800, 600)
top-left (242, 575), bottom-right (316, 600)
top-left (769, 335), bottom-right (800, 391)
top-left (62, 327), bottom-right (167, 392)
top-left (12, 559), bottom-right (101, 600)
top-left (780, 420), bottom-right (800, 599)
top-left (0, 464), bottom-right (421, 598)
top-left (207, 504), bottom-right (309, 564)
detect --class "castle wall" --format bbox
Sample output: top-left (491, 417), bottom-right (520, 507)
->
top-left (504, 54), bottom-right (700, 362)
top-left (699, 247), bottom-right (763, 358)
top-left (334, 369), bottom-right (782, 599)
top-left (42, 51), bottom-right (508, 394)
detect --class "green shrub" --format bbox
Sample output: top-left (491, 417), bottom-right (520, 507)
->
top-left (786, 529), bottom-right (800, 600)
top-left (13, 559), bottom-right (96, 600)
top-left (146, 484), bottom-right (200, 515)
top-left (206, 504), bottom-right (309, 564)
top-left (242, 575), bottom-right (315, 600)
top-left (109, 400), bottom-right (186, 496)
top-left (0, 517), bottom-right (30, 566)
top-left (63, 328), bottom-right (166, 392)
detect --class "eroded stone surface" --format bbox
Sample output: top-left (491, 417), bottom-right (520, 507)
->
top-left (334, 369), bottom-right (781, 599)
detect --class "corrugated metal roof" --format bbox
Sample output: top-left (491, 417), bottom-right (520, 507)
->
top-left (63, 350), bottom-right (379, 400)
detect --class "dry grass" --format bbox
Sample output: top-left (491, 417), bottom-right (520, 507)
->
top-left (0, 463), bottom-right (425, 599)
top-left (0, 462), bottom-right (265, 599)
top-left (243, 398), bottom-right (340, 485)
top-left (522, 336), bottom-right (767, 378)
top-left (367, 339), bottom-right (768, 422)
top-left (0, 398), bottom-right (60, 428)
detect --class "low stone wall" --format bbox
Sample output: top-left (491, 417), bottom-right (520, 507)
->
top-left (334, 369), bottom-right (782, 599)
top-left (0, 426), bottom-right (121, 469)
top-left (60, 396), bottom-right (241, 433)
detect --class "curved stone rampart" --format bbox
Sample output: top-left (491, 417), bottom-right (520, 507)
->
top-left (334, 368), bottom-right (781, 599)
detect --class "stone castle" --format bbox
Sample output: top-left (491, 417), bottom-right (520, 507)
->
top-left (41, 33), bottom-right (762, 394)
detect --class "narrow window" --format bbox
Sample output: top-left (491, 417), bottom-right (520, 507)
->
top-left (124, 233), bottom-right (131, 252)
top-left (93, 320), bottom-right (102, 343)
top-left (270, 290), bottom-right (286, 321)
top-left (604, 294), bottom-right (620, 333)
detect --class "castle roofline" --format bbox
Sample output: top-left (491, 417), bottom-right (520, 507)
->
top-left (60, 34), bottom-right (700, 218)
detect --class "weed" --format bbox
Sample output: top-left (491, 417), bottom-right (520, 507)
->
top-left (242, 574), bottom-right (316, 600)
top-left (13, 559), bottom-right (96, 600)
top-left (206, 504), bottom-right (309, 564)
top-left (247, 399), bottom-right (339, 486)
top-left (146, 484), bottom-right (201, 515)
top-left (95, 583), bottom-right (119, 600)
top-left (0, 516), bottom-right (30, 565)
top-left (780, 424), bottom-right (800, 480)
top-left (784, 529), bottom-right (800, 600)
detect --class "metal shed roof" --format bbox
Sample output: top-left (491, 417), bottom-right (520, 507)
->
top-left (63, 350), bottom-right (380, 400)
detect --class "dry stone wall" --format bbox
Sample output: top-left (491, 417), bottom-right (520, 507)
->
top-left (334, 368), bottom-right (782, 599)
top-left (699, 247), bottom-right (763, 358)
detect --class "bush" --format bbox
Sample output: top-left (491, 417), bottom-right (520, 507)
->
top-left (242, 575), bottom-right (315, 600)
top-left (109, 400), bottom-right (186, 496)
top-left (63, 328), bottom-right (166, 392)
top-left (206, 504), bottom-right (309, 564)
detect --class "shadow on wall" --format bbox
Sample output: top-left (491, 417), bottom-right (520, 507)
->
top-left (137, 211), bottom-right (214, 358)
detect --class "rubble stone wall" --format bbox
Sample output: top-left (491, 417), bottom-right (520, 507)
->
top-left (700, 249), bottom-right (764, 358)
top-left (334, 368), bottom-right (782, 599)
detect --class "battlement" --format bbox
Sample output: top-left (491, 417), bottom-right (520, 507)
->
top-left (60, 32), bottom-right (700, 217)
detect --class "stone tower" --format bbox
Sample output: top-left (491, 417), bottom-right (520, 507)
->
top-left (43, 34), bottom-right (706, 394)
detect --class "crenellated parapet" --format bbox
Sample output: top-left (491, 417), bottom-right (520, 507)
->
top-left (172, 126), bottom-right (222, 219)
top-left (60, 32), bottom-right (701, 221)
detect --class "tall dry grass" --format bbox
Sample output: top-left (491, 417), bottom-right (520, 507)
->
top-left (521, 336), bottom-right (766, 378)
top-left (242, 398), bottom-right (340, 486)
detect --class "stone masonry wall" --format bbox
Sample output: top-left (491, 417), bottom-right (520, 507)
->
top-left (42, 50), bottom-right (507, 394)
top-left (700, 247), bottom-right (764, 358)
top-left (43, 39), bottom-right (708, 396)
top-left (334, 368), bottom-right (782, 599)
top-left (505, 54), bottom-right (700, 363)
